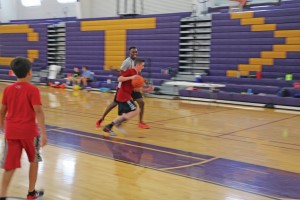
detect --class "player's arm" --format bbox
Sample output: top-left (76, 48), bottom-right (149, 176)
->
top-left (118, 70), bottom-right (137, 82)
top-left (0, 104), bottom-right (7, 131)
top-left (118, 75), bottom-right (137, 82)
top-left (33, 105), bottom-right (48, 147)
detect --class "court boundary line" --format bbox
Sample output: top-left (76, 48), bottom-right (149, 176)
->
top-left (50, 128), bottom-right (207, 161)
top-left (160, 157), bottom-right (219, 170)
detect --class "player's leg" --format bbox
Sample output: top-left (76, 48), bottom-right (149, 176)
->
top-left (135, 97), bottom-right (144, 123)
top-left (0, 169), bottom-right (15, 198)
top-left (132, 91), bottom-right (150, 129)
top-left (96, 90), bottom-right (119, 127)
top-left (103, 101), bottom-right (139, 136)
top-left (96, 101), bottom-right (118, 127)
top-left (24, 137), bottom-right (44, 199)
top-left (0, 139), bottom-right (22, 197)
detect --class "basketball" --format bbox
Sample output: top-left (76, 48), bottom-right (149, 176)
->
top-left (131, 75), bottom-right (144, 88)
top-left (73, 85), bottom-right (81, 91)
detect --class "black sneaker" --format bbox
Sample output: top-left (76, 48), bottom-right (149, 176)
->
top-left (103, 125), bottom-right (117, 136)
top-left (27, 189), bottom-right (44, 199)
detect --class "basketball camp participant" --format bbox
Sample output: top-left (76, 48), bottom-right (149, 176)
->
top-left (102, 58), bottom-right (152, 136)
top-left (0, 57), bottom-right (47, 199)
top-left (96, 47), bottom-right (153, 129)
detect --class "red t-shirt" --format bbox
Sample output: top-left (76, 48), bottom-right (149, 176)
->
top-left (2, 82), bottom-right (41, 139)
top-left (116, 68), bottom-right (137, 102)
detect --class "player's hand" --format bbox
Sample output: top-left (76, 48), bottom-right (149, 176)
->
top-left (40, 134), bottom-right (48, 147)
top-left (144, 80), bottom-right (150, 85)
top-left (143, 86), bottom-right (154, 93)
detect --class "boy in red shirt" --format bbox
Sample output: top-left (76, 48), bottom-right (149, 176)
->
top-left (103, 58), bottom-right (150, 136)
top-left (0, 57), bottom-right (48, 199)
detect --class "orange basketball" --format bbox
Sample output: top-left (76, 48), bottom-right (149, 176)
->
top-left (131, 75), bottom-right (144, 88)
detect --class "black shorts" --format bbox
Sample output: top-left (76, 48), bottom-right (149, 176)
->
top-left (118, 100), bottom-right (137, 115)
top-left (114, 90), bottom-right (142, 102)
top-left (131, 91), bottom-right (143, 101)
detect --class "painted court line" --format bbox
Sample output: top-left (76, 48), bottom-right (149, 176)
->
top-left (160, 157), bottom-right (219, 170)
top-left (51, 128), bottom-right (207, 161)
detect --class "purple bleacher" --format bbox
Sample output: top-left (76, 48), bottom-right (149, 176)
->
top-left (216, 91), bottom-right (233, 101)
top-left (271, 96), bottom-right (300, 107)
top-left (210, 58), bottom-right (249, 64)
top-left (262, 66), bottom-right (300, 73)
top-left (212, 38), bottom-right (285, 45)
top-left (261, 72), bottom-right (300, 80)
top-left (254, 7), bottom-right (300, 17)
top-left (0, 74), bottom-right (17, 81)
top-left (212, 13), bottom-right (231, 20)
top-left (281, 0), bottom-right (300, 4)
top-left (208, 5), bottom-right (300, 106)
top-left (151, 79), bottom-right (165, 86)
top-left (278, 23), bottom-right (300, 30)
top-left (209, 70), bottom-right (227, 76)
top-left (210, 52), bottom-right (260, 58)
top-left (230, 93), bottom-right (274, 104)
top-left (261, 72), bottom-right (285, 79)
top-left (221, 84), bottom-right (280, 94)
top-left (212, 26), bottom-right (250, 33)
top-left (179, 88), bottom-right (300, 106)
top-left (266, 15), bottom-right (300, 24)
top-left (274, 59), bottom-right (300, 66)
top-left (40, 77), bottom-right (48, 83)
top-left (94, 75), bottom-right (118, 82)
top-left (287, 52), bottom-right (300, 59)
top-left (139, 51), bottom-right (179, 57)
top-left (212, 20), bottom-right (240, 26)
top-left (0, 69), bottom-right (9, 75)
top-left (211, 45), bottom-right (273, 52)
top-left (202, 76), bottom-right (294, 87)
top-left (146, 73), bottom-right (171, 79)
top-left (64, 13), bottom-right (185, 84)
top-left (190, 90), bottom-right (210, 99)
top-left (10, 17), bottom-right (76, 24)
top-left (212, 31), bottom-right (274, 39)
top-left (65, 64), bottom-right (104, 70)
top-left (179, 89), bottom-right (192, 97)
top-left (66, 51), bottom-right (178, 63)
top-left (0, 23), bottom-right (48, 82)
top-left (209, 64), bottom-right (238, 70)
top-left (283, 87), bottom-right (300, 97)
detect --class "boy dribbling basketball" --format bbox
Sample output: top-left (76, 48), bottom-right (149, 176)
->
top-left (102, 58), bottom-right (151, 136)
top-left (0, 57), bottom-right (47, 200)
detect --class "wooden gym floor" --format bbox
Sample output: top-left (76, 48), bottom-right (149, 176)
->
top-left (0, 82), bottom-right (299, 200)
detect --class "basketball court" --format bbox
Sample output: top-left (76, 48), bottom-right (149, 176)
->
top-left (0, 82), bottom-right (299, 200)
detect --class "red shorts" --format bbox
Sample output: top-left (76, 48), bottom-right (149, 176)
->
top-left (1, 137), bottom-right (42, 170)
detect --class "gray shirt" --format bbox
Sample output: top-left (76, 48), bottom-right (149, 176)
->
top-left (118, 57), bottom-right (135, 88)
top-left (120, 57), bottom-right (134, 71)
